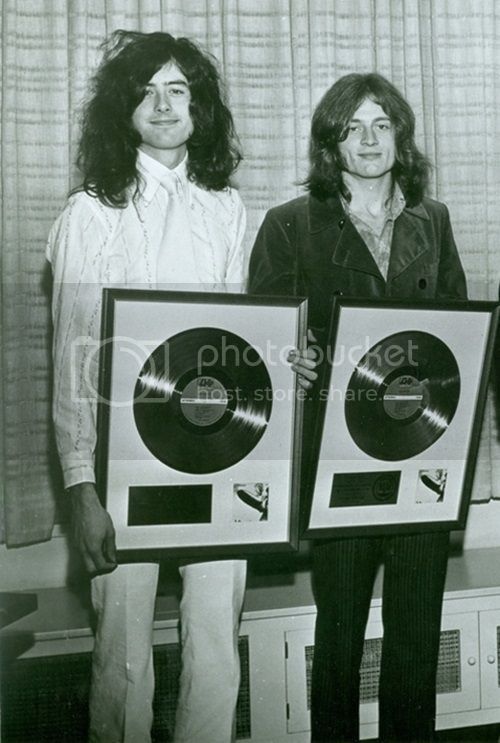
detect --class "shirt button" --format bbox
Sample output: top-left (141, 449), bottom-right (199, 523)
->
top-left (418, 278), bottom-right (427, 290)
top-left (338, 219), bottom-right (345, 228)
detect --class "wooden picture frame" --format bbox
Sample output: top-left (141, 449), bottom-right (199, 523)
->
top-left (96, 289), bottom-right (307, 559)
top-left (303, 298), bottom-right (499, 538)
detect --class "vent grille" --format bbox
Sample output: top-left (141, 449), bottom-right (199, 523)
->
top-left (302, 628), bottom-right (462, 710)
top-left (436, 629), bottom-right (462, 694)
top-left (152, 636), bottom-right (251, 740)
top-left (1, 637), bottom-right (251, 742)
top-left (1, 651), bottom-right (91, 741)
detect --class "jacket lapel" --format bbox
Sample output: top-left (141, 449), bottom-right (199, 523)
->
top-left (307, 195), bottom-right (433, 283)
top-left (388, 203), bottom-right (431, 280)
top-left (331, 219), bottom-right (382, 277)
top-left (308, 195), bottom-right (382, 279)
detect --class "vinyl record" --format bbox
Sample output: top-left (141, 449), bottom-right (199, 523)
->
top-left (133, 327), bottom-right (272, 474)
top-left (345, 331), bottom-right (460, 461)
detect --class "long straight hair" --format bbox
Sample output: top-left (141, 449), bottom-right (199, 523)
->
top-left (306, 73), bottom-right (430, 206)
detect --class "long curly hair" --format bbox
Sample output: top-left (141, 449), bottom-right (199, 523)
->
top-left (306, 73), bottom-right (431, 207)
top-left (77, 30), bottom-right (242, 206)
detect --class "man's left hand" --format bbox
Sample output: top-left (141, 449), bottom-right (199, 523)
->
top-left (288, 330), bottom-right (319, 390)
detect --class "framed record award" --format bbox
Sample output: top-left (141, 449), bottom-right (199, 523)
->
top-left (96, 288), bottom-right (307, 559)
top-left (304, 298), bottom-right (499, 538)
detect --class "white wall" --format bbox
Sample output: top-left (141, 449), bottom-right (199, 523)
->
top-left (2, 501), bottom-right (500, 591)
top-left (462, 500), bottom-right (500, 550)
top-left (0, 530), bottom-right (74, 590)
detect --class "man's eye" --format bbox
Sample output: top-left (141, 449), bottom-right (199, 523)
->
top-left (169, 87), bottom-right (187, 96)
top-left (377, 122), bottom-right (391, 131)
top-left (348, 125), bottom-right (362, 133)
top-left (144, 88), bottom-right (154, 96)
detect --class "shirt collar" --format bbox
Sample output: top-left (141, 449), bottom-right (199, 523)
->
top-left (340, 181), bottom-right (406, 222)
top-left (136, 149), bottom-right (189, 205)
top-left (388, 182), bottom-right (406, 219)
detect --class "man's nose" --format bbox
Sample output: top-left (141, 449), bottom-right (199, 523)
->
top-left (361, 126), bottom-right (378, 145)
top-left (155, 91), bottom-right (172, 112)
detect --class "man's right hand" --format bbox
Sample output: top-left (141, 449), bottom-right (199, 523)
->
top-left (68, 482), bottom-right (117, 575)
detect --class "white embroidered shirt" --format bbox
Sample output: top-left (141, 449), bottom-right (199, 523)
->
top-left (46, 151), bottom-right (246, 488)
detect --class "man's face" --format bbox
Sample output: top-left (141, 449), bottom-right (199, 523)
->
top-left (338, 97), bottom-right (396, 180)
top-left (132, 62), bottom-right (194, 168)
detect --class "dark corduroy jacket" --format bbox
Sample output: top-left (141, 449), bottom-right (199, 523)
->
top-left (249, 193), bottom-right (467, 342)
top-left (249, 192), bottom-right (468, 494)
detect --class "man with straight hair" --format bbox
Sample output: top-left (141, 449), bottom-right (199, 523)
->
top-left (250, 72), bottom-right (467, 742)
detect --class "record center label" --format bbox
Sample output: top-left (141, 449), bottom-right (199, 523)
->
top-left (180, 376), bottom-right (228, 427)
top-left (383, 375), bottom-right (428, 420)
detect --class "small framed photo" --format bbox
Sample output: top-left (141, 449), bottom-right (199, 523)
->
top-left (303, 298), bottom-right (499, 538)
top-left (96, 289), bottom-right (307, 559)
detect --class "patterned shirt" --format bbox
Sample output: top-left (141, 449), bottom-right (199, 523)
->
top-left (47, 151), bottom-right (246, 488)
top-left (341, 183), bottom-right (406, 279)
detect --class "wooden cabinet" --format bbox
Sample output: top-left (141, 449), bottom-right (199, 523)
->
top-left (276, 609), bottom-right (483, 741)
top-left (236, 548), bottom-right (500, 741)
top-left (4, 548), bottom-right (500, 741)
top-left (479, 609), bottom-right (500, 710)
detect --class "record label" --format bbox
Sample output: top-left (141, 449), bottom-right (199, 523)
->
top-left (180, 376), bottom-right (228, 427)
top-left (344, 331), bottom-right (460, 461)
top-left (383, 375), bottom-right (428, 420)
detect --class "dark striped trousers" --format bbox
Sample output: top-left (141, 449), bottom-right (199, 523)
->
top-left (310, 531), bottom-right (450, 742)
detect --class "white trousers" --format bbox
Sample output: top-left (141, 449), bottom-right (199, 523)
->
top-left (89, 559), bottom-right (247, 743)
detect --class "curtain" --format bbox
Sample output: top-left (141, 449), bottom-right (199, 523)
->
top-left (2, 0), bottom-right (499, 546)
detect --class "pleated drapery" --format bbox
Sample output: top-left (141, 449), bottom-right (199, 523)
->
top-left (1, 0), bottom-right (499, 545)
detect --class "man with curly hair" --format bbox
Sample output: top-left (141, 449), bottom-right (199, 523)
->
top-left (47, 30), bottom-right (246, 743)
top-left (250, 73), bottom-right (467, 742)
